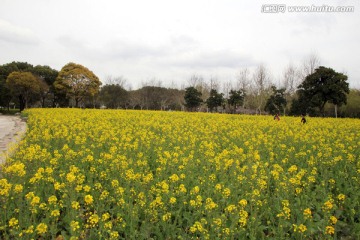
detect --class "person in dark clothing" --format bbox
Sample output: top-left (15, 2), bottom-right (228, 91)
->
top-left (274, 113), bottom-right (280, 121)
top-left (301, 115), bottom-right (306, 124)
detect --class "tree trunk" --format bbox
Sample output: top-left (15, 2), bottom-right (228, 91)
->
top-left (335, 104), bottom-right (338, 118)
top-left (19, 95), bottom-right (25, 112)
top-left (320, 102), bottom-right (326, 117)
top-left (42, 96), bottom-right (46, 108)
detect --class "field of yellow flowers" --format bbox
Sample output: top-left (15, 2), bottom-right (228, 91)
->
top-left (1, 109), bottom-right (359, 239)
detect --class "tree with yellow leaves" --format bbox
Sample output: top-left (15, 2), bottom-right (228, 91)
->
top-left (6, 71), bottom-right (41, 111)
top-left (54, 62), bottom-right (101, 107)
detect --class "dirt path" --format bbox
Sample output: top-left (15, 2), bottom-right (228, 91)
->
top-left (0, 115), bottom-right (27, 165)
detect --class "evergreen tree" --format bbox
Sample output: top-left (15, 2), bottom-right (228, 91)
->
top-left (184, 87), bottom-right (202, 111)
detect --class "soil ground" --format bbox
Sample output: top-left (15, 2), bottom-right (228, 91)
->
top-left (0, 114), bottom-right (27, 165)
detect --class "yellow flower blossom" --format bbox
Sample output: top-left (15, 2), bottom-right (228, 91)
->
top-left (162, 212), bottom-right (171, 222)
top-left (9, 218), bottom-right (19, 227)
top-left (169, 197), bottom-right (177, 204)
top-left (205, 198), bottom-right (218, 210)
top-left (70, 221), bottom-right (80, 232)
top-left (225, 204), bottom-right (237, 213)
top-left (110, 231), bottom-right (119, 239)
top-left (222, 188), bottom-right (231, 198)
top-left (337, 194), bottom-right (346, 202)
top-left (13, 184), bottom-right (23, 193)
top-left (71, 201), bottom-right (80, 210)
top-left (84, 194), bottom-right (93, 205)
top-left (102, 213), bottom-right (111, 221)
top-left (31, 196), bottom-right (40, 206)
top-left (323, 200), bottom-right (334, 211)
top-left (36, 223), bottom-right (48, 234)
top-left (190, 186), bottom-right (200, 195)
top-left (325, 225), bottom-right (335, 235)
top-left (303, 208), bottom-right (312, 219)
top-left (293, 224), bottom-right (307, 233)
top-left (51, 209), bottom-right (60, 217)
top-left (66, 172), bottom-right (76, 182)
top-left (87, 213), bottom-right (99, 227)
top-left (239, 199), bottom-right (248, 207)
top-left (48, 195), bottom-right (57, 205)
top-left (329, 216), bottom-right (338, 225)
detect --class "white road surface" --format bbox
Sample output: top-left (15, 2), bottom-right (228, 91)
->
top-left (0, 115), bottom-right (27, 165)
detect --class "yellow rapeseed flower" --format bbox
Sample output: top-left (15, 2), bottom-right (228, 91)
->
top-left (13, 184), bottom-right (23, 193)
top-left (31, 196), bottom-right (40, 206)
top-left (325, 225), bottom-right (335, 235)
top-left (88, 213), bottom-right (99, 227)
top-left (48, 195), bottom-right (57, 205)
top-left (239, 199), bottom-right (248, 207)
top-left (71, 201), bottom-right (80, 210)
top-left (303, 208), bottom-right (312, 219)
top-left (169, 197), bottom-right (177, 204)
top-left (102, 213), bottom-right (111, 221)
top-left (293, 224), bottom-right (307, 233)
top-left (84, 195), bottom-right (93, 205)
top-left (162, 212), bottom-right (171, 222)
top-left (337, 194), bottom-right (346, 202)
top-left (329, 216), bottom-right (338, 225)
top-left (36, 223), bottom-right (48, 235)
top-left (323, 200), bottom-right (334, 211)
top-left (51, 209), bottom-right (60, 217)
top-left (8, 218), bottom-right (18, 227)
top-left (70, 221), bottom-right (80, 232)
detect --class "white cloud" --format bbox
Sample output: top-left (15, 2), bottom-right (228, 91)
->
top-left (0, 0), bottom-right (359, 88)
top-left (0, 19), bottom-right (39, 45)
top-left (167, 50), bottom-right (256, 69)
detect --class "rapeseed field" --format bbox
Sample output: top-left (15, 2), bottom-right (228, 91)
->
top-left (1, 109), bottom-right (359, 239)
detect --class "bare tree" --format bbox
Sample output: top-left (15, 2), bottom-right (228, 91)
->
top-left (208, 76), bottom-right (220, 91)
top-left (187, 74), bottom-right (204, 87)
top-left (281, 63), bottom-right (300, 115)
top-left (298, 53), bottom-right (321, 82)
top-left (169, 80), bottom-right (178, 89)
top-left (222, 81), bottom-right (232, 100)
top-left (283, 63), bottom-right (299, 95)
top-left (252, 64), bottom-right (271, 114)
top-left (105, 75), bottom-right (127, 87)
top-left (187, 74), bottom-right (209, 107)
top-left (237, 68), bottom-right (251, 108)
top-left (142, 78), bottom-right (163, 87)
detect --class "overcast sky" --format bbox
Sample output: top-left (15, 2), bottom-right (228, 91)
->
top-left (1, 0), bottom-right (359, 89)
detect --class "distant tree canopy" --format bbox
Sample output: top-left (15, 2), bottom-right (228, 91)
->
top-left (184, 87), bottom-right (202, 111)
top-left (6, 72), bottom-right (41, 111)
top-left (99, 84), bottom-right (129, 109)
top-left (129, 86), bottom-right (184, 110)
top-left (0, 62), bottom-right (34, 109)
top-left (291, 66), bottom-right (349, 116)
top-left (32, 65), bottom-right (59, 86)
top-left (228, 89), bottom-right (244, 113)
top-left (0, 60), bottom-right (358, 118)
top-left (206, 89), bottom-right (224, 112)
top-left (265, 86), bottom-right (287, 115)
top-left (54, 63), bottom-right (101, 107)
top-left (0, 62), bottom-right (58, 110)
top-left (338, 89), bottom-right (360, 118)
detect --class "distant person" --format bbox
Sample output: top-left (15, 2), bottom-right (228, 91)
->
top-left (274, 113), bottom-right (280, 121)
top-left (301, 115), bottom-right (307, 124)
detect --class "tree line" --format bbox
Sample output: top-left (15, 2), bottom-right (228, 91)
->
top-left (0, 58), bottom-right (359, 117)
